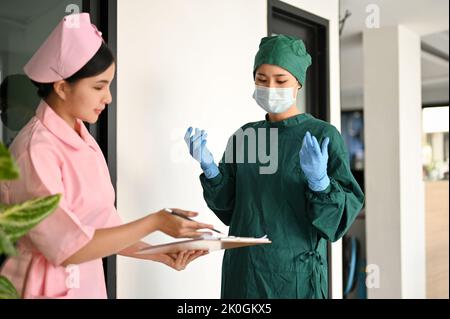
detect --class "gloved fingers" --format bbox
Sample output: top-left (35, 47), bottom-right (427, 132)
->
top-left (299, 145), bottom-right (306, 159)
top-left (200, 131), bottom-right (209, 148)
top-left (194, 128), bottom-right (201, 140)
top-left (190, 128), bottom-right (203, 144)
top-left (300, 135), bottom-right (311, 164)
top-left (184, 127), bottom-right (193, 144)
top-left (299, 147), bottom-right (310, 168)
top-left (185, 127), bottom-right (203, 156)
top-left (191, 133), bottom-right (203, 144)
top-left (188, 129), bottom-right (200, 160)
top-left (201, 138), bottom-right (208, 149)
top-left (308, 134), bottom-right (315, 150)
top-left (301, 133), bottom-right (309, 152)
top-left (311, 135), bottom-right (321, 156)
top-left (321, 137), bottom-right (330, 156)
top-left (187, 130), bottom-right (197, 157)
top-left (306, 131), bottom-right (314, 148)
top-left (201, 131), bottom-right (208, 147)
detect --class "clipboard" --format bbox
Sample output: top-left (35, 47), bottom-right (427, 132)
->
top-left (135, 236), bottom-right (271, 255)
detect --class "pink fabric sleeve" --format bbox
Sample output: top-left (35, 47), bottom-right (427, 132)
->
top-left (9, 144), bottom-right (95, 266)
top-left (104, 206), bottom-right (123, 228)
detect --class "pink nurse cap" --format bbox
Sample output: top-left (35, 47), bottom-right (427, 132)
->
top-left (24, 13), bottom-right (104, 83)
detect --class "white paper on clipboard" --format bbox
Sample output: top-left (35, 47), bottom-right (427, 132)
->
top-left (135, 235), bottom-right (271, 255)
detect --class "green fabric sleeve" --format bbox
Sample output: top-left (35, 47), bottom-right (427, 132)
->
top-left (305, 126), bottom-right (365, 242)
top-left (199, 140), bottom-right (236, 226)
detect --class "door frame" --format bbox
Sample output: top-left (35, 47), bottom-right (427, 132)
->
top-left (83, 0), bottom-right (118, 299)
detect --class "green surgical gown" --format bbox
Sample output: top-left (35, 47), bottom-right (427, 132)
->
top-left (199, 113), bottom-right (365, 299)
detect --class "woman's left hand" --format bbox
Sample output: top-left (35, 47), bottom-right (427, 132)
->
top-left (153, 250), bottom-right (209, 271)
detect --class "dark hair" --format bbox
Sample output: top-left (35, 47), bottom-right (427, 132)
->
top-left (1, 74), bottom-right (40, 131)
top-left (31, 42), bottom-right (115, 98)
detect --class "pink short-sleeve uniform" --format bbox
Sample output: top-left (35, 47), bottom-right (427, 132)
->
top-left (0, 100), bottom-right (122, 298)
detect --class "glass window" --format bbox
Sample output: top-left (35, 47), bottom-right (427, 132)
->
top-left (0, 0), bottom-right (83, 146)
top-left (422, 106), bottom-right (449, 181)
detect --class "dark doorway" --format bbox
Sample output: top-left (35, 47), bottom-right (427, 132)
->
top-left (83, 0), bottom-right (118, 300)
top-left (268, 0), bottom-right (329, 122)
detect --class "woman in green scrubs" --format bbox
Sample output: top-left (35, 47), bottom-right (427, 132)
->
top-left (185, 35), bottom-right (365, 299)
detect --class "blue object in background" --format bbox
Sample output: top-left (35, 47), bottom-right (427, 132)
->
top-left (341, 111), bottom-right (364, 171)
top-left (343, 236), bottom-right (357, 296)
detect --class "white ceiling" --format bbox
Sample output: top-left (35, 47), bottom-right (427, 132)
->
top-left (340, 0), bottom-right (449, 107)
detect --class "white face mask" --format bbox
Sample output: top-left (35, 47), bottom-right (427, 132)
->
top-left (252, 85), bottom-right (296, 114)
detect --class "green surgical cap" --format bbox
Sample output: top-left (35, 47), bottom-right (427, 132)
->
top-left (253, 34), bottom-right (312, 85)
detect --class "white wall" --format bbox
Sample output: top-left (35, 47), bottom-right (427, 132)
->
top-left (116, 0), bottom-right (341, 298)
top-left (116, 0), bottom-right (266, 299)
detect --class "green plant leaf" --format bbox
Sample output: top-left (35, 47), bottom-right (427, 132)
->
top-left (0, 194), bottom-right (61, 252)
top-left (0, 275), bottom-right (20, 299)
top-left (0, 143), bottom-right (20, 180)
top-left (0, 228), bottom-right (16, 255)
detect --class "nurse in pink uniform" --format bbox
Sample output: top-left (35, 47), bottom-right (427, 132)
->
top-left (0, 13), bottom-right (211, 299)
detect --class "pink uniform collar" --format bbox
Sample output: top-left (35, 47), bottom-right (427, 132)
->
top-left (35, 99), bottom-right (99, 151)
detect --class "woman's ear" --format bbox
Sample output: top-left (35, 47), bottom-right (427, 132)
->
top-left (53, 80), bottom-right (69, 100)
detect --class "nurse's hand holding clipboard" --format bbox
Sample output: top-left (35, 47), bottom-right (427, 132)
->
top-left (62, 207), bottom-right (213, 270)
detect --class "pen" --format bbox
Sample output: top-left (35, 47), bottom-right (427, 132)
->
top-left (164, 208), bottom-right (224, 234)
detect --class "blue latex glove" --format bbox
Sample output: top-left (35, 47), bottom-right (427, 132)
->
top-left (184, 127), bottom-right (219, 179)
top-left (299, 131), bottom-right (330, 192)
